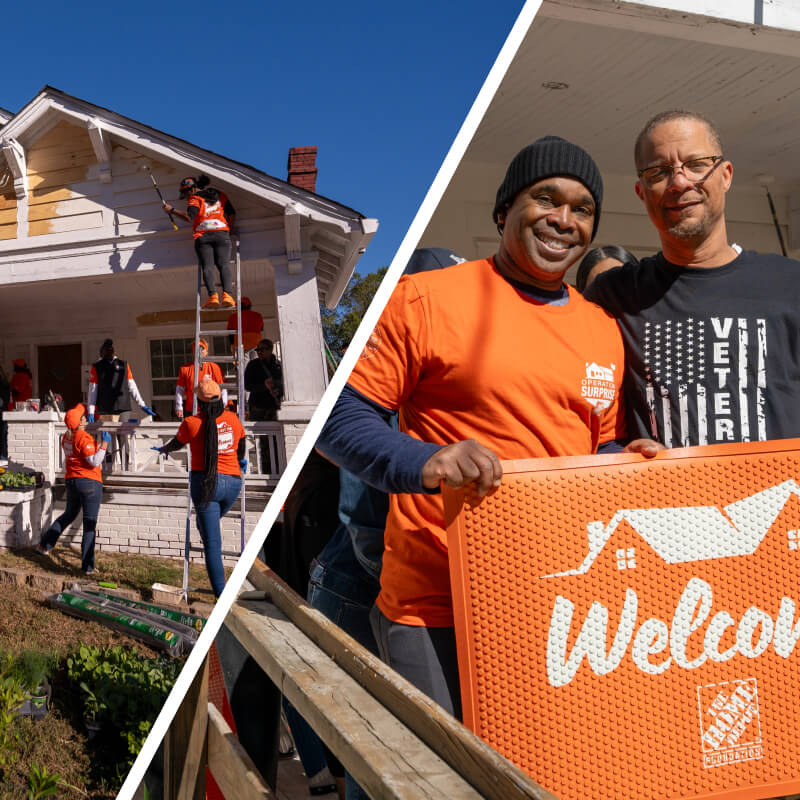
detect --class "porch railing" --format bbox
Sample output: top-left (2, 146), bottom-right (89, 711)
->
top-left (52, 421), bottom-right (285, 489)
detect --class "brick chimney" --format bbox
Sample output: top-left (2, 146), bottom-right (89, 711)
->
top-left (287, 146), bottom-right (318, 193)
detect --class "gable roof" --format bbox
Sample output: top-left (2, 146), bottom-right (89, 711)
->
top-left (0, 86), bottom-right (377, 307)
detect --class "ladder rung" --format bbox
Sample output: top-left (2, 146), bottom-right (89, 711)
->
top-left (186, 586), bottom-right (215, 595)
top-left (220, 383), bottom-right (239, 390)
top-left (203, 355), bottom-right (237, 363)
top-left (198, 329), bottom-right (230, 336)
top-left (220, 549), bottom-right (241, 558)
top-left (187, 545), bottom-right (205, 553)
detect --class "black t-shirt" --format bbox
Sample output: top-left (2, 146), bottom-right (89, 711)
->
top-left (585, 250), bottom-right (800, 447)
top-left (244, 355), bottom-right (283, 411)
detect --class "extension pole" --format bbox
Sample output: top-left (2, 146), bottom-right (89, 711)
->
top-left (765, 187), bottom-right (788, 257)
top-left (142, 164), bottom-right (179, 231)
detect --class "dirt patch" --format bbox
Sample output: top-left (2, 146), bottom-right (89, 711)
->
top-left (0, 546), bottom-right (226, 607)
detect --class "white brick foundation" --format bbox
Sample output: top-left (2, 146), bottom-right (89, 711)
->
top-left (49, 490), bottom-right (264, 565)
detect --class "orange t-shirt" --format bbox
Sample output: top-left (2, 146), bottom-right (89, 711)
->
top-left (10, 372), bottom-right (32, 408)
top-left (176, 409), bottom-right (245, 475)
top-left (62, 429), bottom-right (102, 482)
top-left (188, 192), bottom-right (230, 239)
top-left (347, 258), bottom-right (627, 627)
top-left (176, 361), bottom-right (224, 395)
top-left (227, 309), bottom-right (264, 351)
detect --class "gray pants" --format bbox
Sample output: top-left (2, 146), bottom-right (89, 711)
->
top-left (369, 605), bottom-right (462, 719)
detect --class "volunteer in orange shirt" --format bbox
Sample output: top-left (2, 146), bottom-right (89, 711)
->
top-left (36, 403), bottom-right (111, 574)
top-left (318, 136), bottom-right (662, 717)
top-left (226, 296), bottom-right (264, 354)
top-left (10, 358), bottom-right (32, 409)
top-left (163, 175), bottom-right (237, 310)
top-left (174, 338), bottom-right (226, 419)
top-left (155, 380), bottom-right (245, 596)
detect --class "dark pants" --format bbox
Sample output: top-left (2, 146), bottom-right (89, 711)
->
top-left (40, 477), bottom-right (102, 572)
top-left (248, 404), bottom-right (278, 473)
top-left (190, 471), bottom-right (242, 596)
top-left (370, 605), bottom-right (462, 720)
top-left (195, 231), bottom-right (232, 295)
top-left (308, 526), bottom-right (380, 799)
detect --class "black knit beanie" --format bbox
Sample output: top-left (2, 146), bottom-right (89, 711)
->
top-left (492, 136), bottom-right (603, 240)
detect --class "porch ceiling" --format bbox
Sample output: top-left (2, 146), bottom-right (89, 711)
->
top-left (0, 260), bottom-right (277, 322)
top-left (465, 4), bottom-right (800, 189)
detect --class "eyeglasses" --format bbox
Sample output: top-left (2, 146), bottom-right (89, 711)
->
top-left (637, 155), bottom-right (724, 187)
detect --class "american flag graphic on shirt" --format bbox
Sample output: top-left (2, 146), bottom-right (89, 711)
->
top-left (642, 316), bottom-right (767, 447)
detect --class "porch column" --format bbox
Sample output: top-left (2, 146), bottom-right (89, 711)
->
top-left (271, 251), bottom-right (328, 419)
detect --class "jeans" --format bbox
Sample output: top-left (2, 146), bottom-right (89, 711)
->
top-left (190, 471), bottom-right (241, 596)
top-left (40, 477), bottom-right (102, 572)
top-left (308, 524), bottom-right (381, 656)
top-left (308, 524), bottom-right (381, 800)
top-left (195, 230), bottom-right (232, 295)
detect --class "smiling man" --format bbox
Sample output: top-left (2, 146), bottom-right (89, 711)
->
top-left (318, 136), bottom-right (660, 717)
top-left (587, 110), bottom-right (800, 448)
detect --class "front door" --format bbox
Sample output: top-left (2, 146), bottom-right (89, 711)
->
top-left (37, 343), bottom-right (82, 408)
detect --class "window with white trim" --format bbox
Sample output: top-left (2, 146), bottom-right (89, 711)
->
top-left (149, 335), bottom-right (231, 420)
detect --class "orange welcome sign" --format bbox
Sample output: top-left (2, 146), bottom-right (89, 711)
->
top-left (444, 440), bottom-right (800, 800)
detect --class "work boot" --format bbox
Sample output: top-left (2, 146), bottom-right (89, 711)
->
top-left (220, 291), bottom-right (236, 308)
top-left (202, 292), bottom-right (220, 309)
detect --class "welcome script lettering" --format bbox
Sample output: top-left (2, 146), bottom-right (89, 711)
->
top-left (546, 578), bottom-right (800, 687)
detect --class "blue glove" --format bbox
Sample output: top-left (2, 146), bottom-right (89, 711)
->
top-left (238, 459), bottom-right (248, 474)
top-left (87, 413), bottom-right (95, 423)
top-left (99, 431), bottom-right (111, 445)
top-left (151, 445), bottom-right (165, 455)
top-left (142, 405), bottom-right (156, 417)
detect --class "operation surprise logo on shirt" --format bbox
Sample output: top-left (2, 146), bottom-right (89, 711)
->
top-left (360, 325), bottom-right (382, 360)
top-left (581, 362), bottom-right (617, 410)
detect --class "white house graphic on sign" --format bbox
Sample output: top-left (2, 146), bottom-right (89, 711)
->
top-left (541, 479), bottom-right (800, 578)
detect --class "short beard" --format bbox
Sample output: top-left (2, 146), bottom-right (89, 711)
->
top-left (665, 208), bottom-right (711, 240)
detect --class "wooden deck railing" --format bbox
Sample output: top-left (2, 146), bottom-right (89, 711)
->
top-left (162, 559), bottom-right (559, 800)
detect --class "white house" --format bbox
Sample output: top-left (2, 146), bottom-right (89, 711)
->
top-left (0, 86), bottom-right (377, 425)
top-left (0, 86), bottom-right (377, 558)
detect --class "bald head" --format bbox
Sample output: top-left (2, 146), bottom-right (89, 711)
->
top-left (634, 110), bottom-right (723, 170)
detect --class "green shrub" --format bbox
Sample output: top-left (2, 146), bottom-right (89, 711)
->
top-left (0, 471), bottom-right (35, 489)
top-left (66, 643), bottom-right (183, 784)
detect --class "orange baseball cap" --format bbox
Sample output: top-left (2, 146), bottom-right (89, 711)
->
top-left (12, 358), bottom-right (26, 367)
top-left (64, 403), bottom-right (87, 430)
top-left (192, 338), bottom-right (209, 351)
top-left (194, 380), bottom-right (221, 402)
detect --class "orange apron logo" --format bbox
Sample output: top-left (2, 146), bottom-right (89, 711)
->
top-left (444, 440), bottom-right (800, 800)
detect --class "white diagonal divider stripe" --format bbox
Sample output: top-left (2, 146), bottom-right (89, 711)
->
top-left (116, 3), bottom-right (545, 798)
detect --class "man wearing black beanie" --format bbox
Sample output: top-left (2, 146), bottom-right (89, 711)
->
top-left (317, 136), bottom-right (660, 718)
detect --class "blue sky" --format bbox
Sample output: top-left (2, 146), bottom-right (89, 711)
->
top-left (4, 1), bottom-right (524, 277)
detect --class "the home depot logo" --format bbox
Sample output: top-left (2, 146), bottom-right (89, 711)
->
top-left (581, 362), bottom-right (616, 408)
top-left (697, 678), bottom-right (763, 768)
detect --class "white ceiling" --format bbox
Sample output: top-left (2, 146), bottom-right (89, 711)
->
top-left (0, 259), bottom-right (277, 324)
top-left (464, 4), bottom-right (800, 190)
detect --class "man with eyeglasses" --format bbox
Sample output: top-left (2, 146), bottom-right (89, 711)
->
top-left (586, 109), bottom-right (800, 448)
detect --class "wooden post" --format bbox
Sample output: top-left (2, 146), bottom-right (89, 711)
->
top-left (164, 655), bottom-right (208, 800)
